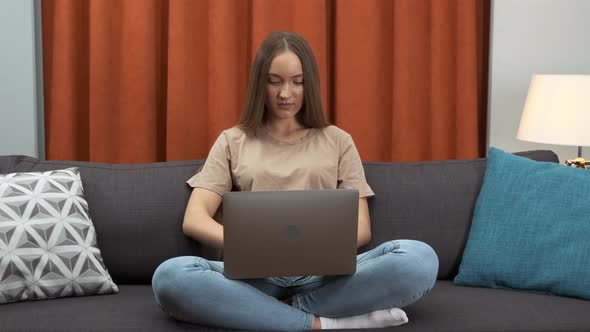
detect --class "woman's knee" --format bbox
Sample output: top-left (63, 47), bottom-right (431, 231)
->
top-left (375, 240), bottom-right (402, 254)
top-left (399, 240), bottom-right (439, 288)
top-left (375, 240), bottom-right (439, 307)
top-left (380, 240), bottom-right (439, 288)
top-left (152, 256), bottom-right (210, 299)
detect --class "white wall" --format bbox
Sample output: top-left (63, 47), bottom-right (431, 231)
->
top-left (0, 0), bottom-right (44, 159)
top-left (488, 0), bottom-right (590, 162)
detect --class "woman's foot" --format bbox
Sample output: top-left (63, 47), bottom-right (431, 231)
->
top-left (318, 308), bottom-right (408, 329)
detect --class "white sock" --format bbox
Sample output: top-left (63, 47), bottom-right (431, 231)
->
top-left (319, 308), bottom-right (408, 329)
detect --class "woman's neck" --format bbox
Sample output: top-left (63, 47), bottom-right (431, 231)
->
top-left (264, 119), bottom-right (305, 135)
top-left (263, 118), bottom-right (309, 141)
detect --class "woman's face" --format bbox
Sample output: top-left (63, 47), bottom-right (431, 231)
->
top-left (265, 50), bottom-right (304, 122)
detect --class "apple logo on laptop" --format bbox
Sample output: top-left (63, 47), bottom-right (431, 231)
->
top-left (284, 224), bottom-right (300, 242)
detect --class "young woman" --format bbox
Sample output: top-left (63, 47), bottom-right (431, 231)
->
top-left (152, 31), bottom-right (438, 331)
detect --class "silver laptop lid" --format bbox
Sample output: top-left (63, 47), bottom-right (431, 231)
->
top-left (222, 189), bottom-right (359, 279)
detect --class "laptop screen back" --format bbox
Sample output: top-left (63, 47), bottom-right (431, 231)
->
top-left (222, 189), bottom-right (359, 279)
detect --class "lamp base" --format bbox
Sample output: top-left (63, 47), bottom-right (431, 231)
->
top-left (565, 157), bottom-right (590, 169)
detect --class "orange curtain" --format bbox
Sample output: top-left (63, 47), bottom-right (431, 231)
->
top-left (42, 0), bottom-right (490, 163)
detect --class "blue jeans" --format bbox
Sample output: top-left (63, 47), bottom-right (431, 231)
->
top-left (152, 240), bottom-right (438, 331)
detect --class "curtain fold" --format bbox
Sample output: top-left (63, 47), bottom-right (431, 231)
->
top-left (42, 0), bottom-right (490, 163)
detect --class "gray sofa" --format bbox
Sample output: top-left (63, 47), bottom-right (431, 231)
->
top-left (1, 151), bottom-right (589, 332)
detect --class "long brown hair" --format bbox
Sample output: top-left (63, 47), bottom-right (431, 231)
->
top-left (238, 31), bottom-right (329, 135)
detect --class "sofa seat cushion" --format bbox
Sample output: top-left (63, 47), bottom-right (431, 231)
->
top-left (0, 285), bottom-right (213, 332)
top-left (0, 282), bottom-right (589, 331)
top-left (400, 281), bottom-right (590, 332)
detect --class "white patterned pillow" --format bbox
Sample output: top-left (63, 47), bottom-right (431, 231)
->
top-left (0, 168), bottom-right (118, 304)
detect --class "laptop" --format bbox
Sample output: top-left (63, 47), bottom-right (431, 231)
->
top-left (222, 189), bottom-right (359, 279)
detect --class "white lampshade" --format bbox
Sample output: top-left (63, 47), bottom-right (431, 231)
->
top-left (517, 74), bottom-right (590, 147)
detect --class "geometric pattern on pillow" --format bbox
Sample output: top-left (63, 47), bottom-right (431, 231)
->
top-left (0, 168), bottom-right (118, 304)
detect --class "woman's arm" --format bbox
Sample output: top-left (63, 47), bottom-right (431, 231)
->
top-left (357, 197), bottom-right (372, 248)
top-left (182, 188), bottom-right (224, 249)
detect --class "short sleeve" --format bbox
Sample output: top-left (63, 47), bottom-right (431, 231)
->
top-left (337, 135), bottom-right (375, 198)
top-left (186, 132), bottom-right (232, 196)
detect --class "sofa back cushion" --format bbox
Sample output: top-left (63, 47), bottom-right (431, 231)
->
top-left (0, 150), bottom-right (558, 283)
top-left (0, 156), bottom-right (205, 284)
top-left (361, 150), bottom-right (558, 280)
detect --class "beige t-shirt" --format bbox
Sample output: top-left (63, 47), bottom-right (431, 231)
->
top-left (187, 125), bottom-right (375, 198)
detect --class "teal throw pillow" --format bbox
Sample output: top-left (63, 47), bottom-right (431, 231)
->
top-left (454, 147), bottom-right (590, 300)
